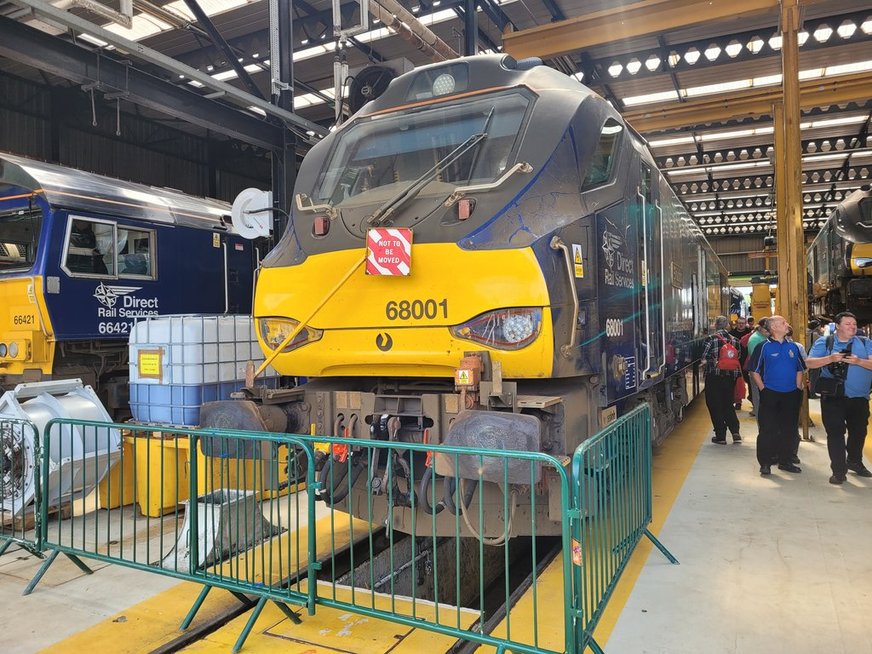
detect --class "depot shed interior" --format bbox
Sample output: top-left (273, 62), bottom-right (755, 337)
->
top-left (0, 0), bottom-right (870, 278)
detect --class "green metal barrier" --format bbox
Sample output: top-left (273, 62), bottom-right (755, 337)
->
top-left (31, 419), bottom-right (318, 629)
top-left (28, 409), bottom-right (675, 654)
top-left (570, 403), bottom-right (678, 654)
top-left (309, 435), bottom-right (574, 654)
top-left (0, 416), bottom-right (43, 557)
top-left (28, 419), bottom-right (575, 654)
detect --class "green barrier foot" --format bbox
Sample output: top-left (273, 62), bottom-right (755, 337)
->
top-left (180, 585), bottom-right (212, 630)
top-left (274, 601), bottom-right (302, 625)
top-left (0, 540), bottom-right (11, 557)
top-left (643, 528), bottom-right (678, 564)
top-left (585, 637), bottom-right (606, 654)
top-left (23, 549), bottom-right (60, 595)
top-left (65, 552), bottom-right (94, 575)
top-left (233, 596), bottom-right (268, 653)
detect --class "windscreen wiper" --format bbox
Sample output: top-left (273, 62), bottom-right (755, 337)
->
top-left (366, 130), bottom-right (488, 227)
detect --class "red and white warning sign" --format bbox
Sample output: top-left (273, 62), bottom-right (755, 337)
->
top-left (366, 228), bottom-right (413, 276)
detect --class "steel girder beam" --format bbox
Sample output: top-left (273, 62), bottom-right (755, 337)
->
top-left (622, 71), bottom-right (872, 133)
top-left (582, 9), bottom-right (872, 85)
top-left (183, 0), bottom-right (265, 100)
top-left (671, 167), bottom-right (869, 194)
top-left (0, 16), bottom-right (283, 150)
top-left (4, 0), bottom-right (326, 138)
top-left (654, 133), bottom-right (872, 170)
top-left (502, 0), bottom-right (826, 61)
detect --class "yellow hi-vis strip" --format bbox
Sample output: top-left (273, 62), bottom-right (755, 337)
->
top-left (255, 254), bottom-right (366, 378)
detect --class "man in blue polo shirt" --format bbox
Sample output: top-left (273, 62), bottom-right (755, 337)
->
top-left (806, 311), bottom-right (872, 485)
top-left (747, 315), bottom-right (806, 476)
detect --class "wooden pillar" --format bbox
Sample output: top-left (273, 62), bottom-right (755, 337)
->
top-left (774, 0), bottom-right (806, 339)
top-left (776, 0), bottom-right (811, 439)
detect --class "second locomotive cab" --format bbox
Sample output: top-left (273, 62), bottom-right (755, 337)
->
top-left (0, 153), bottom-right (260, 416)
top-left (211, 55), bottom-right (729, 538)
top-left (808, 185), bottom-right (872, 323)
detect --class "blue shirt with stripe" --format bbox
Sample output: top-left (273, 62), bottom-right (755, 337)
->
top-left (808, 334), bottom-right (872, 399)
top-left (748, 337), bottom-right (806, 392)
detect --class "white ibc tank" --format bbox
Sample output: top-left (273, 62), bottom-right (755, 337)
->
top-left (128, 315), bottom-right (278, 426)
top-left (129, 315), bottom-right (276, 385)
top-left (0, 380), bottom-right (121, 513)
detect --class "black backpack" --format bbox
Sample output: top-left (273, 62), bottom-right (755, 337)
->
top-left (808, 334), bottom-right (834, 393)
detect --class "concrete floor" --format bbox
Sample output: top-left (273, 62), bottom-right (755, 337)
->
top-left (4, 397), bottom-right (872, 653)
top-left (607, 399), bottom-right (872, 654)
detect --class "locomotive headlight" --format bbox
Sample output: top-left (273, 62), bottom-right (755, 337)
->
top-left (258, 318), bottom-right (323, 352)
top-left (8, 342), bottom-right (18, 358)
top-left (451, 308), bottom-right (542, 350)
top-left (432, 73), bottom-right (456, 96)
top-left (0, 343), bottom-right (6, 357)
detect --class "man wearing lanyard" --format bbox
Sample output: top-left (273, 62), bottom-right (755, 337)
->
top-left (806, 312), bottom-right (872, 485)
top-left (747, 315), bottom-right (806, 476)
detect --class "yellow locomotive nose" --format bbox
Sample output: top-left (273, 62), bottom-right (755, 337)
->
top-left (254, 243), bottom-right (555, 379)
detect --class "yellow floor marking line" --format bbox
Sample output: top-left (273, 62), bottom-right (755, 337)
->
top-left (590, 397), bottom-right (710, 646)
top-left (41, 514), bottom-right (373, 654)
top-left (178, 579), bottom-right (479, 654)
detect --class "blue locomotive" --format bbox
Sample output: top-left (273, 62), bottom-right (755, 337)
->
top-left (808, 185), bottom-right (872, 322)
top-left (0, 153), bottom-right (259, 415)
top-left (209, 55), bottom-right (730, 536)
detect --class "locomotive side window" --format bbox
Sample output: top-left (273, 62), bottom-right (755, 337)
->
top-left (117, 227), bottom-right (155, 278)
top-left (582, 118), bottom-right (623, 190)
top-left (64, 217), bottom-right (115, 276)
top-left (0, 207), bottom-right (42, 272)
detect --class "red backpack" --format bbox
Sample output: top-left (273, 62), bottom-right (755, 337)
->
top-left (716, 335), bottom-right (741, 371)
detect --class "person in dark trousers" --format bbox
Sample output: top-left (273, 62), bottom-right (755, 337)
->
top-left (730, 317), bottom-right (753, 409)
top-left (701, 315), bottom-right (742, 444)
top-left (742, 318), bottom-right (769, 417)
top-left (806, 311), bottom-right (872, 485)
top-left (748, 315), bottom-right (806, 476)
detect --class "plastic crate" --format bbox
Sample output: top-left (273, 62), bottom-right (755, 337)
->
top-left (128, 378), bottom-right (279, 426)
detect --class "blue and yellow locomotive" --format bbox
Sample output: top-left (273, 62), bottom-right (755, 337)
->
top-left (215, 55), bottom-right (729, 537)
top-left (0, 153), bottom-right (258, 415)
top-left (808, 185), bottom-right (872, 323)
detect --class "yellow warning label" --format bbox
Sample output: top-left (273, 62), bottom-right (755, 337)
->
top-left (572, 243), bottom-right (584, 278)
top-left (212, 233), bottom-right (221, 248)
top-left (138, 350), bottom-right (162, 379)
top-left (456, 369), bottom-right (472, 386)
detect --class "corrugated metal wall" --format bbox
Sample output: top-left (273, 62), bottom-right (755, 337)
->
top-left (709, 235), bottom-right (772, 276)
top-left (0, 74), bottom-right (52, 158)
top-left (0, 72), bottom-right (270, 202)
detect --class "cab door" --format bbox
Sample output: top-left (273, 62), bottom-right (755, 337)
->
top-left (636, 162), bottom-right (665, 386)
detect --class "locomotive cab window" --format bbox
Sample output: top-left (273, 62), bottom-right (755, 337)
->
top-left (0, 207), bottom-right (42, 272)
top-left (64, 217), bottom-right (115, 276)
top-left (117, 226), bottom-right (155, 278)
top-left (582, 118), bottom-right (623, 190)
top-left (314, 91), bottom-right (531, 204)
top-left (64, 218), bottom-right (156, 279)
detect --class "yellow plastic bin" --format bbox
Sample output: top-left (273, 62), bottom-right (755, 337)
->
top-left (98, 435), bottom-right (136, 509)
top-left (195, 441), bottom-right (291, 497)
top-left (133, 434), bottom-right (192, 517)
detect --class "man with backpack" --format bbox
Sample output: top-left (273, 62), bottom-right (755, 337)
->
top-left (747, 315), bottom-right (806, 476)
top-left (701, 316), bottom-right (742, 444)
top-left (730, 317), bottom-right (754, 410)
top-left (806, 312), bottom-right (872, 485)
